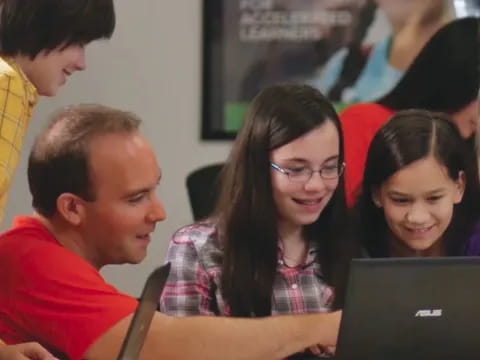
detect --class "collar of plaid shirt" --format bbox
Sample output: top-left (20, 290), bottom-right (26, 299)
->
top-left (4, 57), bottom-right (39, 107)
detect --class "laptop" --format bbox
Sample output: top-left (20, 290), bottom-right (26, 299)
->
top-left (117, 262), bottom-right (171, 360)
top-left (335, 257), bottom-right (480, 360)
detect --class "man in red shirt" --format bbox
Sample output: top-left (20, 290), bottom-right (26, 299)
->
top-left (0, 104), bottom-right (341, 360)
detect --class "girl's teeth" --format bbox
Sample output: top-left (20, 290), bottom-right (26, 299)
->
top-left (298, 199), bottom-right (318, 205)
top-left (410, 227), bottom-right (431, 233)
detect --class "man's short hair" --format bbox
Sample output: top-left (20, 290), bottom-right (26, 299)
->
top-left (0, 0), bottom-right (115, 59)
top-left (28, 104), bottom-right (141, 217)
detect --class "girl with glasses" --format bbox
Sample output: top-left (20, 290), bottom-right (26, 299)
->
top-left (355, 109), bottom-right (480, 258)
top-left (160, 83), bottom-right (354, 358)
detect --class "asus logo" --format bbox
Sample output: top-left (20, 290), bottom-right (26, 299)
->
top-left (415, 309), bottom-right (442, 317)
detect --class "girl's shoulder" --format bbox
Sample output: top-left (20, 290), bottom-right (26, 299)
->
top-left (172, 220), bottom-right (219, 247)
top-left (171, 220), bottom-right (223, 269)
top-left (464, 221), bottom-right (480, 256)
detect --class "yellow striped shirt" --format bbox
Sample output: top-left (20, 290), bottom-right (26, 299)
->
top-left (0, 57), bottom-right (38, 225)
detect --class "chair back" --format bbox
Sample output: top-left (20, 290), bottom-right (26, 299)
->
top-left (186, 163), bottom-right (224, 220)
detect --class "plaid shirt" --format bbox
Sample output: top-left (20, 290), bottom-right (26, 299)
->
top-left (160, 221), bottom-right (334, 316)
top-left (0, 57), bottom-right (38, 224)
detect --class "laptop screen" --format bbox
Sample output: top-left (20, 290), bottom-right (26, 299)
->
top-left (117, 263), bottom-right (171, 360)
top-left (336, 257), bottom-right (480, 360)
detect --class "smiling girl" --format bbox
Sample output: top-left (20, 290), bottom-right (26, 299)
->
top-left (355, 110), bottom-right (480, 258)
top-left (160, 84), bottom-right (353, 356)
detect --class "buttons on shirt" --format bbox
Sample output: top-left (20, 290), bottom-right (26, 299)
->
top-left (291, 283), bottom-right (298, 290)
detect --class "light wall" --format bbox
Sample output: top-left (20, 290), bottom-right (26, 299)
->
top-left (3, 0), bottom-right (232, 296)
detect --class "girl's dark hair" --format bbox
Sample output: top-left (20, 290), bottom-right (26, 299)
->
top-left (0, 0), bottom-right (115, 59)
top-left (378, 17), bottom-right (479, 114)
top-left (356, 109), bottom-right (480, 257)
top-left (216, 83), bottom-right (353, 316)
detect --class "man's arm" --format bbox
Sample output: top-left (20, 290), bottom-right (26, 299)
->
top-left (85, 311), bottom-right (341, 360)
top-left (0, 342), bottom-right (58, 360)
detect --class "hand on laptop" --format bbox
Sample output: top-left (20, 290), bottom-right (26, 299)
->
top-left (324, 310), bottom-right (342, 346)
top-left (306, 310), bottom-right (341, 357)
top-left (0, 342), bottom-right (58, 360)
top-left (308, 344), bottom-right (336, 357)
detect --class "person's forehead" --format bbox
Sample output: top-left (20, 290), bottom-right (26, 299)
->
top-left (88, 132), bottom-right (159, 179)
top-left (89, 130), bottom-right (148, 149)
top-left (271, 122), bottom-right (339, 160)
top-left (382, 157), bottom-right (453, 192)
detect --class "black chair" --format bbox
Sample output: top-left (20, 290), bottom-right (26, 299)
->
top-left (186, 163), bottom-right (224, 221)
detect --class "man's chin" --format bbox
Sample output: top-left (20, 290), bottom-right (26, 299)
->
top-left (120, 252), bottom-right (147, 265)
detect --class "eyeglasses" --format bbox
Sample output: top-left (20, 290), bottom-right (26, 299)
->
top-left (270, 161), bottom-right (345, 183)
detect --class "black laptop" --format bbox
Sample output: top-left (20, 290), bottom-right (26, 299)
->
top-left (334, 257), bottom-right (480, 360)
top-left (117, 263), bottom-right (171, 360)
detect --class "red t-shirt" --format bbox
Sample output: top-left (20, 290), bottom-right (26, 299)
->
top-left (340, 103), bottom-right (395, 207)
top-left (0, 216), bottom-right (138, 360)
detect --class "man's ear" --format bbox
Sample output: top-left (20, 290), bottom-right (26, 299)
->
top-left (372, 187), bottom-right (382, 208)
top-left (56, 193), bottom-right (87, 225)
top-left (453, 171), bottom-right (466, 204)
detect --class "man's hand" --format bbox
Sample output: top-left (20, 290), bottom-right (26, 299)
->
top-left (307, 344), bottom-right (336, 357)
top-left (306, 310), bottom-right (342, 356)
top-left (322, 310), bottom-right (342, 347)
top-left (0, 343), bottom-right (58, 360)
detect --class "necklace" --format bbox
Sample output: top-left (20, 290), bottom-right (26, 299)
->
top-left (278, 243), bottom-right (309, 269)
